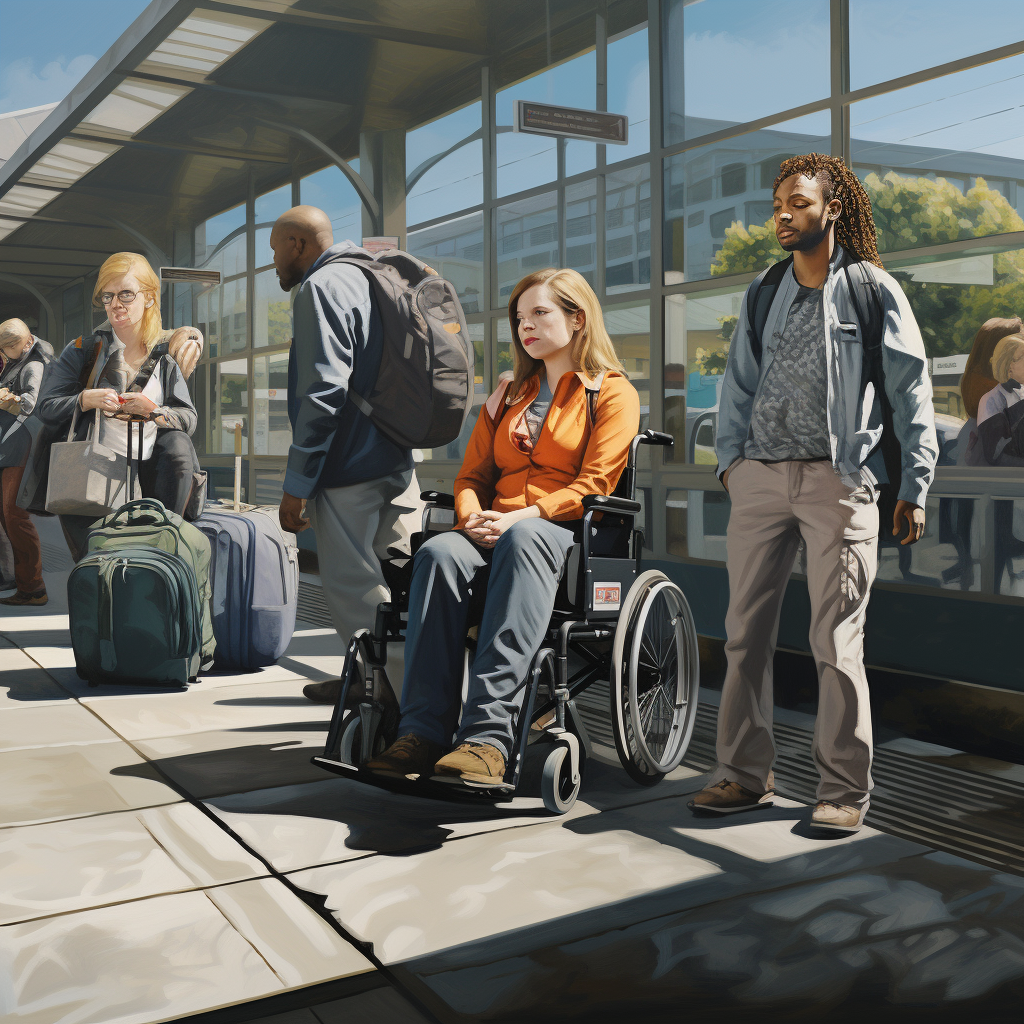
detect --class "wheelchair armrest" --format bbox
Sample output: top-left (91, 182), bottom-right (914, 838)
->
top-left (420, 490), bottom-right (455, 509)
top-left (638, 429), bottom-right (674, 447)
top-left (582, 494), bottom-right (641, 514)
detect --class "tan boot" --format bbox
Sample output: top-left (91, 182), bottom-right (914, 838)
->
top-left (0, 589), bottom-right (47, 606)
top-left (810, 800), bottom-right (866, 833)
top-left (688, 779), bottom-right (774, 815)
top-left (433, 742), bottom-right (506, 787)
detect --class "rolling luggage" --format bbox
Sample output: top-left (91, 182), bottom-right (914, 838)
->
top-left (194, 500), bottom-right (299, 671)
top-left (69, 423), bottom-right (214, 686)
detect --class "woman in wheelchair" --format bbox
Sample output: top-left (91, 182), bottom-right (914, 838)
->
top-left (365, 268), bottom-right (640, 787)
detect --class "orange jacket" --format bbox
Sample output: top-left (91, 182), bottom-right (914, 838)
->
top-left (455, 370), bottom-right (641, 526)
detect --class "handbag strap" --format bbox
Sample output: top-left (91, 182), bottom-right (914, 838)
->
top-left (67, 338), bottom-right (111, 442)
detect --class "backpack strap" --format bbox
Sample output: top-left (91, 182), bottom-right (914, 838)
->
top-left (745, 255), bottom-right (793, 363)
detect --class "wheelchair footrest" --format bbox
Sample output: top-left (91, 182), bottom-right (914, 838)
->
top-left (310, 756), bottom-right (516, 802)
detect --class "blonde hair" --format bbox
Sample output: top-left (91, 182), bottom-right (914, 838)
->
top-left (92, 252), bottom-right (163, 350)
top-left (507, 268), bottom-right (625, 401)
top-left (991, 334), bottom-right (1024, 383)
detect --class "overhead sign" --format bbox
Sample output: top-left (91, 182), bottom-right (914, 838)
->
top-left (160, 267), bottom-right (221, 285)
top-left (932, 354), bottom-right (969, 378)
top-left (514, 100), bottom-right (628, 145)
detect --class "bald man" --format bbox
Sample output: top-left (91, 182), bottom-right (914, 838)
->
top-left (270, 206), bottom-right (422, 705)
top-left (0, 319), bottom-right (53, 605)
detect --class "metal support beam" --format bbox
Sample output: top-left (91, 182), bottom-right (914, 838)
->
top-left (69, 130), bottom-right (290, 165)
top-left (358, 129), bottom-right (405, 245)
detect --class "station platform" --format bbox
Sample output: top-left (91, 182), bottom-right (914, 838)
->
top-left (1, 519), bottom-right (1023, 1024)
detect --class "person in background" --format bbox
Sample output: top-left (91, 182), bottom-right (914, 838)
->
top-left (270, 207), bottom-right (423, 706)
top-left (0, 319), bottom-right (53, 606)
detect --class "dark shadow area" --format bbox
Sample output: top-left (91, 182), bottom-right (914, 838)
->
top-left (214, 696), bottom-right (315, 707)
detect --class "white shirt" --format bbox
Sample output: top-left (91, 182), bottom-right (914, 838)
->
top-left (96, 331), bottom-right (166, 460)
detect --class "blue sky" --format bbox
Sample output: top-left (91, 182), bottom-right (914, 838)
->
top-left (0, 0), bottom-right (149, 114)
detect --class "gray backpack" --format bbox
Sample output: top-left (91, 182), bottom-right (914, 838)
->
top-left (320, 248), bottom-right (474, 449)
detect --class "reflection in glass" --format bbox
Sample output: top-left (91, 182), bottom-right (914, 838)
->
top-left (407, 212), bottom-right (484, 313)
top-left (670, 489), bottom-right (730, 561)
top-left (255, 467), bottom-right (286, 507)
top-left (606, 163), bottom-right (651, 293)
top-left (195, 202), bottom-right (246, 277)
top-left (253, 267), bottom-right (291, 349)
top-left (253, 351), bottom-right (290, 456)
top-left (407, 103), bottom-right (483, 226)
top-left (300, 164), bottom-right (362, 244)
top-left (255, 183), bottom-right (293, 262)
top-left (851, 56), bottom-right (1024, 255)
top-left (849, 0), bottom-right (1024, 92)
top-left (197, 277), bottom-right (248, 356)
top-left (564, 179), bottom-right (597, 285)
top-left (663, 0), bottom-right (829, 145)
top-left (995, 499), bottom-right (1024, 596)
top-left (496, 191), bottom-right (558, 302)
top-left (663, 111), bottom-right (830, 283)
top-left (607, 24), bottom-right (649, 161)
top-left (605, 301), bottom-right (651, 456)
top-left (211, 358), bottom-right (248, 455)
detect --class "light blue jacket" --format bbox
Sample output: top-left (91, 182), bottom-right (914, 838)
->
top-left (714, 245), bottom-right (938, 507)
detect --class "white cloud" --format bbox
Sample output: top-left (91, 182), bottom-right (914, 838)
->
top-left (0, 54), bottom-right (97, 115)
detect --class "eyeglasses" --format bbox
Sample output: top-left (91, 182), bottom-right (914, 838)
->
top-left (98, 289), bottom-right (141, 307)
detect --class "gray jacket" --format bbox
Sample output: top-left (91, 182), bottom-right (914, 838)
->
top-left (0, 336), bottom-right (52, 468)
top-left (715, 245), bottom-right (938, 507)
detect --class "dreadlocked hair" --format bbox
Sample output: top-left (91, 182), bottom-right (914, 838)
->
top-left (773, 153), bottom-right (883, 268)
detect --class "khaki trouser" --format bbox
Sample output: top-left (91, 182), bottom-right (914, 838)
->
top-left (712, 458), bottom-right (878, 809)
top-left (307, 468), bottom-right (424, 700)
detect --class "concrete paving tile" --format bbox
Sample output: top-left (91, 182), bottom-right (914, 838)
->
top-left (0, 802), bottom-right (267, 926)
top-left (133, 728), bottom-right (332, 799)
top-left (314, 986), bottom-right (430, 1023)
top-left (0, 889), bottom-right (283, 1024)
top-left (0, 612), bottom-right (72, 640)
top-left (290, 787), bottom-right (926, 966)
top-left (205, 878), bottom-right (374, 988)
top-left (0, 662), bottom-right (72, 708)
top-left (0, 740), bottom-right (181, 828)
top-left (79, 678), bottom-right (334, 741)
top-left (0, 702), bottom-right (120, 752)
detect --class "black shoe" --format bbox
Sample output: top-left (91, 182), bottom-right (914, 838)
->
top-left (303, 677), bottom-right (345, 704)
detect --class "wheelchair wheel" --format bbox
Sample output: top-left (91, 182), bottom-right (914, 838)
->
top-left (541, 740), bottom-right (582, 814)
top-left (610, 570), bottom-right (699, 786)
top-left (339, 710), bottom-right (389, 767)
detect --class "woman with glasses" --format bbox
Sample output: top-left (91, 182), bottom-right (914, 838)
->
top-left (30, 252), bottom-right (205, 560)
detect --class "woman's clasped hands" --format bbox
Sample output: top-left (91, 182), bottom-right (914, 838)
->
top-left (80, 388), bottom-right (157, 420)
top-left (464, 506), bottom-right (540, 549)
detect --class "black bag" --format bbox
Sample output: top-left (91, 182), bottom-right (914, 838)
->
top-left (746, 254), bottom-right (902, 534)
top-left (318, 248), bottom-right (474, 449)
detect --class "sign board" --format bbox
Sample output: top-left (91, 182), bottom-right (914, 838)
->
top-left (362, 236), bottom-right (400, 255)
top-left (160, 267), bottom-right (221, 285)
top-left (932, 354), bottom-right (969, 378)
top-left (514, 100), bottom-right (628, 145)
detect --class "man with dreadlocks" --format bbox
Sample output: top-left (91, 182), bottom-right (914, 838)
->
top-left (688, 154), bottom-right (937, 832)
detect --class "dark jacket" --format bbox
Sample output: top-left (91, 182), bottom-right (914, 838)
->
top-left (0, 336), bottom-right (52, 469)
top-left (18, 330), bottom-right (196, 514)
top-left (284, 242), bottom-right (412, 499)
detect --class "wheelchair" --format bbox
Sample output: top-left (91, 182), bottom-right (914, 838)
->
top-left (312, 429), bottom-right (700, 814)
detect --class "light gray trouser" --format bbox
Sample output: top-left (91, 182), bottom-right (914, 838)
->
top-left (712, 459), bottom-right (878, 809)
top-left (308, 468), bottom-right (423, 697)
top-left (398, 519), bottom-right (576, 758)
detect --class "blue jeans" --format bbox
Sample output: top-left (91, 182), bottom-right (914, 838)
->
top-left (397, 518), bottom-right (576, 757)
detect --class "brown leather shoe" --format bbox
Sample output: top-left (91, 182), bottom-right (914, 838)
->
top-left (0, 589), bottom-right (47, 607)
top-left (433, 742), bottom-right (506, 787)
top-left (687, 778), bottom-right (774, 815)
top-left (303, 677), bottom-right (344, 705)
top-left (365, 734), bottom-right (444, 778)
top-left (810, 800), bottom-right (865, 833)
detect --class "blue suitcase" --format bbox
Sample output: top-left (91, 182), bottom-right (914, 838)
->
top-left (194, 503), bottom-right (299, 670)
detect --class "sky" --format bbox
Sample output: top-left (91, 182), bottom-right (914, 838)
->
top-left (0, 0), bottom-right (150, 115)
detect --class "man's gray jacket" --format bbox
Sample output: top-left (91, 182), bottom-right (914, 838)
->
top-left (715, 245), bottom-right (938, 507)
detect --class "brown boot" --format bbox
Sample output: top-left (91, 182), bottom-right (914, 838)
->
top-left (365, 734), bottom-right (444, 779)
top-left (433, 742), bottom-right (506, 787)
top-left (0, 589), bottom-right (47, 607)
top-left (688, 779), bottom-right (774, 815)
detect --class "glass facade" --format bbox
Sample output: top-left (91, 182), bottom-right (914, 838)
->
top-left (181, 0), bottom-right (1024, 599)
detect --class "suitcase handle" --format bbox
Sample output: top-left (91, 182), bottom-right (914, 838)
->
top-left (107, 497), bottom-right (174, 526)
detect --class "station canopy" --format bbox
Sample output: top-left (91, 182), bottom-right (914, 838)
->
top-left (0, 0), bottom-right (602, 325)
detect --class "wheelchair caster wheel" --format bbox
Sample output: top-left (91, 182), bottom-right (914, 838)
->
top-left (541, 740), bottom-right (581, 814)
top-left (339, 710), bottom-right (387, 768)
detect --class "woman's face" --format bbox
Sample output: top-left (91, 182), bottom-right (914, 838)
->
top-left (1010, 348), bottom-right (1024, 384)
top-left (98, 271), bottom-right (150, 334)
top-left (515, 283), bottom-right (581, 364)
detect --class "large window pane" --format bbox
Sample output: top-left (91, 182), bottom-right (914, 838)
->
top-left (407, 212), bottom-right (484, 314)
top-left (608, 24), bottom-right (649, 162)
top-left (564, 179), bottom-right (597, 286)
top-left (497, 51), bottom-right (596, 198)
top-left (851, 56), bottom-right (1024, 255)
top-left (253, 351), bottom-right (291, 456)
top-left (195, 202), bottom-right (246, 277)
top-left (496, 191), bottom-right (558, 302)
top-left (407, 103), bottom-right (483, 227)
top-left (606, 163), bottom-right (651, 294)
top-left (605, 300), bottom-right (651, 438)
top-left (210, 357), bottom-right (248, 455)
top-left (197, 277), bottom-right (248, 357)
top-left (300, 164), bottom-right (362, 244)
top-left (995, 499), bottom-right (1024, 597)
top-left (253, 267), bottom-right (290, 349)
top-left (664, 0), bottom-right (830, 146)
top-left (664, 111), bottom-right (831, 284)
top-left (850, 1), bottom-right (1024, 92)
top-left (255, 183), bottom-right (292, 263)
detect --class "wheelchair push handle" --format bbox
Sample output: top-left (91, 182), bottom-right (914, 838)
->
top-left (639, 429), bottom-right (674, 447)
